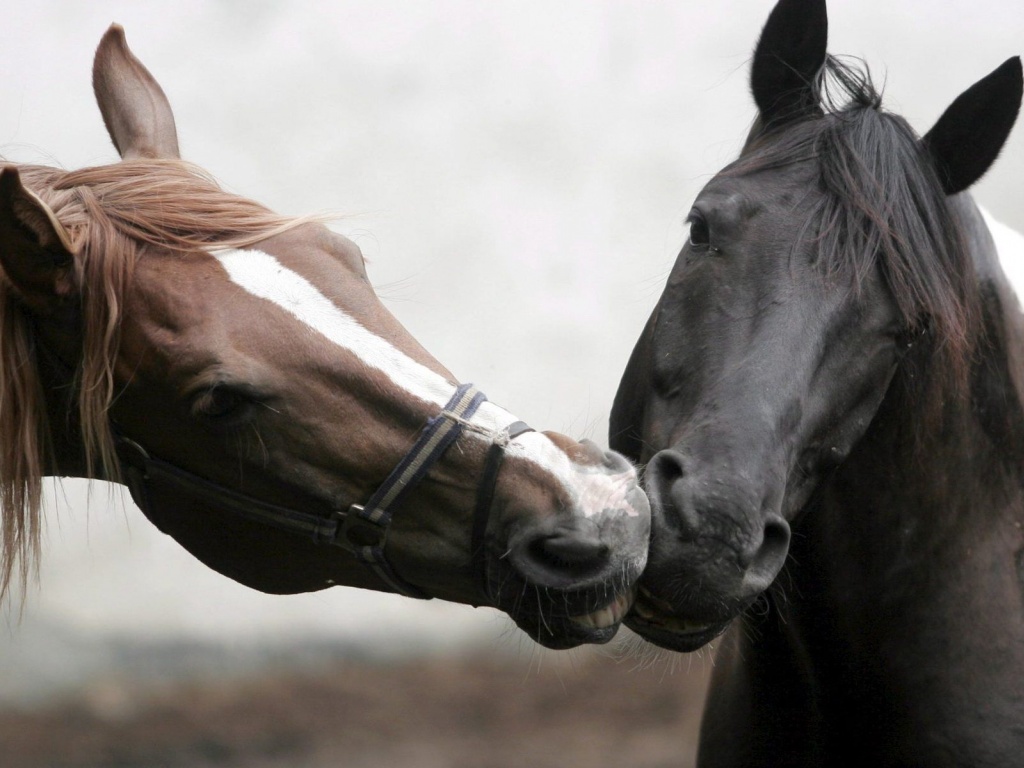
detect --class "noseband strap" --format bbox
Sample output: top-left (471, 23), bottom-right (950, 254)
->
top-left (342, 383), bottom-right (486, 598)
top-left (116, 382), bottom-right (531, 602)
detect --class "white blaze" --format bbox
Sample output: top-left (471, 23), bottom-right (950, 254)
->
top-left (212, 248), bottom-right (641, 518)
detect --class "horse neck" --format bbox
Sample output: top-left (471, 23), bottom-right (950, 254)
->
top-left (767, 196), bottom-right (1024, 725)
top-left (804, 195), bottom-right (1024, 577)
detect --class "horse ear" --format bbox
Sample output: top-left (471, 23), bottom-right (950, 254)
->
top-left (92, 24), bottom-right (181, 160)
top-left (922, 57), bottom-right (1023, 196)
top-left (750, 0), bottom-right (829, 129)
top-left (0, 167), bottom-right (77, 313)
top-left (610, 314), bottom-right (656, 465)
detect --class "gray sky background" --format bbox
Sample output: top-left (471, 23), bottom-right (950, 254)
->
top-left (1, 1), bottom-right (1021, 680)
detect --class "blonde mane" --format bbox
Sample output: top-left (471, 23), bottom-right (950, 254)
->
top-left (1, 159), bottom-right (314, 604)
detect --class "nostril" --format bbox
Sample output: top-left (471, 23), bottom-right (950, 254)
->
top-left (513, 521), bottom-right (612, 585)
top-left (648, 449), bottom-right (685, 487)
top-left (576, 439), bottom-right (610, 465)
top-left (601, 449), bottom-right (633, 473)
top-left (761, 517), bottom-right (790, 563)
top-left (741, 516), bottom-right (791, 593)
top-left (530, 532), bottom-right (610, 570)
top-left (645, 450), bottom-right (684, 508)
top-left (646, 449), bottom-right (700, 539)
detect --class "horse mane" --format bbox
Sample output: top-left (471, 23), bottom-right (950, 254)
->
top-left (1, 159), bottom-right (314, 605)
top-left (733, 55), bottom-right (981, 431)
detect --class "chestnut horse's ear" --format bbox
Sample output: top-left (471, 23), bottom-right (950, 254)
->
top-left (750, 0), bottom-right (828, 130)
top-left (922, 57), bottom-right (1023, 196)
top-left (93, 24), bottom-right (180, 160)
top-left (0, 167), bottom-right (77, 313)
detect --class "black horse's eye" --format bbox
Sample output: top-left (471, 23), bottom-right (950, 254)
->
top-left (687, 212), bottom-right (711, 249)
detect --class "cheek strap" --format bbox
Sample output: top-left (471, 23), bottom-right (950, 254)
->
top-left (116, 383), bottom-right (533, 603)
top-left (471, 419), bottom-right (534, 603)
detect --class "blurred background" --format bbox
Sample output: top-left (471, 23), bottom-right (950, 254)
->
top-left (1, 1), bottom-right (1021, 766)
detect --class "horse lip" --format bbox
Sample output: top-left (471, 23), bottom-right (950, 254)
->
top-left (532, 621), bottom-right (620, 649)
top-left (489, 560), bottom-right (641, 646)
top-left (638, 585), bottom-right (676, 613)
top-left (500, 584), bottom-right (638, 649)
top-left (624, 612), bottom-right (729, 653)
top-left (625, 586), bottom-right (726, 642)
top-left (568, 584), bottom-right (637, 630)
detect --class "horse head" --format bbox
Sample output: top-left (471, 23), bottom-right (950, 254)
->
top-left (611, 0), bottom-right (1022, 651)
top-left (0, 26), bottom-right (650, 649)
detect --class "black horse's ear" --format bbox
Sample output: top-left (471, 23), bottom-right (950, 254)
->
top-left (609, 314), bottom-right (656, 464)
top-left (0, 167), bottom-right (77, 315)
top-left (922, 57), bottom-right (1023, 196)
top-left (750, 0), bottom-right (829, 130)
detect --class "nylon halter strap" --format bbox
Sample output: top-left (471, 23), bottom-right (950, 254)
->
top-left (343, 382), bottom-right (487, 598)
top-left (116, 382), bottom-right (533, 601)
top-left (470, 415), bottom-right (533, 595)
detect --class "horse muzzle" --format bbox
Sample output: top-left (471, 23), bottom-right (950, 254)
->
top-left (624, 447), bottom-right (790, 650)
top-left (484, 441), bottom-right (651, 649)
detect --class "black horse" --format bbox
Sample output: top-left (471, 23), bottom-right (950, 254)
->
top-left (611, 0), bottom-right (1024, 764)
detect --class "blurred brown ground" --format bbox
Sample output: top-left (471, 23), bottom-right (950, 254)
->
top-left (0, 647), bottom-right (711, 768)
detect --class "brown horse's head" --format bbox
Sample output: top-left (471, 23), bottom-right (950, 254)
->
top-left (0, 26), bottom-right (649, 649)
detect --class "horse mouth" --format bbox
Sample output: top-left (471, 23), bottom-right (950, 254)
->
top-left (624, 586), bottom-right (729, 652)
top-left (503, 582), bottom-right (638, 650)
top-left (568, 584), bottom-right (636, 631)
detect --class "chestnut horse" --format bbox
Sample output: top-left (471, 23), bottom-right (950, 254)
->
top-left (0, 26), bottom-right (649, 650)
top-left (612, 0), bottom-right (1024, 763)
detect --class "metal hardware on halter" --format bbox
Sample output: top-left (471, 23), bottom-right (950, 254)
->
top-left (115, 382), bottom-right (533, 602)
top-left (334, 505), bottom-right (382, 550)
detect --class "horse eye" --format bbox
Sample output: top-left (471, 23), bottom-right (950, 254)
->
top-left (192, 386), bottom-right (250, 422)
top-left (688, 213), bottom-right (711, 249)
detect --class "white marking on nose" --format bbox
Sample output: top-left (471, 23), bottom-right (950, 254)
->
top-left (212, 248), bottom-right (641, 518)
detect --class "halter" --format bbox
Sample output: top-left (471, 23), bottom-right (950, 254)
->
top-left (116, 383), bottom-right (533, 601)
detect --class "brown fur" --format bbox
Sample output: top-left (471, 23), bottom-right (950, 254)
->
top-left (0, 159), bottom-right (314, 603)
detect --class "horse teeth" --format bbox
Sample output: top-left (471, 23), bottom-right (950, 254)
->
top-left (569, 586), bottom-right (636, 630)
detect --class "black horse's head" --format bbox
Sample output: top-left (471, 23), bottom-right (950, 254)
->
top-left (612, 0), bottom-right (1022, 652)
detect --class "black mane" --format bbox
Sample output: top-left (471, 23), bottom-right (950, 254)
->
top-left (736, 55), bottom-right (980, 405)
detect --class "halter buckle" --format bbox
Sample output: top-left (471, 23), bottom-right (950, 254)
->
top-left (335, 504), bottom-right (388, 553)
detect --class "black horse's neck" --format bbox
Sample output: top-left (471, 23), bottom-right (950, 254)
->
top-left (703, 199), bottom-right (1024, 767)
